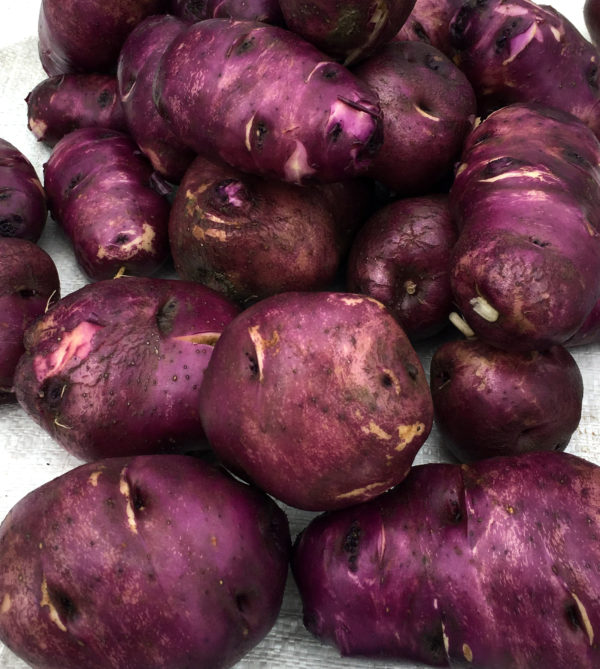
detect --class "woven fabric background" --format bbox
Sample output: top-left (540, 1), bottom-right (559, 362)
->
top-left (0, 1), bottom-right (595, 668)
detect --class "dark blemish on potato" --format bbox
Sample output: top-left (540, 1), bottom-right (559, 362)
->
top-left (424, 54), bottom-right (440, 72)
top-left (97, 89), bottom-right (112, 108)
top-left (381, 373), bottom-right (393, 387)
top-left (447, 498), bottom-right (463, 524)
top-left (254, 121), bottom-right (268, 150)
top-left (588, 61), bottom-right (599, 91)
top-left (66, 173), bottom-right (85, 193)
top-left (328, 122), bottom-right (343, 143)
top-left (565, 601), bottom-right (585, 631)
top-left (105, 497), bottom-right (115, 508)
top-left (245, 351), bottom-right (259, 378)
top-left (0, 214), bottom-right (22, 237)
top-left (156, 296), bottom-right (178, 335)
top-left (114, 233), bottom-right (129, 245)
top-left (343, 521), bottom-right (361, 572)
top-left (18, 287), bottom-right (37, 298)
top-left (529, 237), bottom-right (550, 248)
top-left (406, 363), bottom-right (419, 381)
top-left (235, 592), bottom-right (250, 613)
top-left (40, 376), bottom-right (67, 410)
top-left (50, 586), bottom-right (78, 621)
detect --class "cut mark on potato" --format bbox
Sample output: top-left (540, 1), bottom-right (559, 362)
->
top-left (1, 593), bottom-right (11, 614)
top-left (284, 140), bottom-right (315, 183)
top-left (470, 296), bottom-right (499, 323)
top-left (97, 223), bottom-right (156, 259)
top-left (361, 421), bottom-right (392, 440)
top-left (478, 168), bottom-right (551, 184)
top-left (248, 325), bottom-right (280, 382)
top-left (174, 332), bottom-right (221, 346)
top-left (441, 621), bottom-right (450, 654)
top-left (336, 481), bottom-right (388, 501)
top-left (119, 468), bottom-right (139, 535)
top-left (503, 21), bottom-right (539, 66)
top-left (571, 593), bottom-right (594, 646)
top-left (463, 643), bottom-right (473, 662)
top-left (88, 470), bottom-right (103, 487)
top-left (40, 578), bottom-right (67, 633)
top-left (396, 422), bottom-right (426, 451)
top-left (414, 104), bottom-right (440, 123)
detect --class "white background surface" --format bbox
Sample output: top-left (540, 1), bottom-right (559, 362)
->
top-left (0, 1), bottom-right (597, 668)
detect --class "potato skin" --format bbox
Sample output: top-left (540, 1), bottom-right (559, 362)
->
top-left (0, 238), bottom-right (60, 404)
top-left (347, 194), bottom-right (457, 340)
top-left (292, 451), bottom-right (600, 668)
top-left (43, 127), bottom-right (171, 280)
top-left (395, 0), bottom-right (464, 56)
top-left (430, 338), bottom-right (583, 462)
top-left (199, 291), bottom-right (433, 511)
top-left (353, 40), bottom-right (476, 195)
top-left (14, 277), bottom-right (238, 461)
top-left (0, 138), bottom-right (47, 242)
top-left (170, 0), bottom-right (284, 24)
top-left (153, 19), bottom-right (383, 184)
top-left (585, 0), bottom-right (600, 46)
top-left (0, 455), bottom-right (291, 669)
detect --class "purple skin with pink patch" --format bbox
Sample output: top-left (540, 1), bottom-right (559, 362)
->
top-left (347, 194), bottom-right (457, 341)
top-left (292, 451), bottom-right (600, 668)
top-left (13, 276), bottom-right (239, 461)
top-left (153, 19), bottom-right (383, 185)
top-left (449, 104), bottom-right (600, 352)
top-left (117, 15), bottom-right (195, 182)
top-left (277, 0), bottom-right (417, 65)
top-left (170, 0), bottom-right (284, 24)
top-left (0, 238), bottom-right (60, 404)
top-left (450, 0), bottom-right (600, 139)
top-left (199, 291), bottom-right (433, 511)
top-left (43, 127), bottom-right (171, 281)
top-left (26, 74), bottom-right (127, 147)
top-left (0, 455), bottom-right (291, 669)
top-left (0, 138), bottom-right (47, 242)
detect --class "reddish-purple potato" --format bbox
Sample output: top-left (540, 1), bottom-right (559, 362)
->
top-left (169, 155), bottom-right (370, 303)
top-left (154, 19), bottom-right (383, 184)
top-left (395, 0), bottom-right (464, 56)
top-left (353, 40), bottom-right (476, 195)
top-left (0, 138), bottom-right (47, 241)
top-left (450, 0), bottom-right (600, 138)
top-left (14, 277), bottom-right (239, 461)
top-left (347, 195), bottom-right (457, 340)
top-left (117, 15), bottom-right (195, 182)
top-left (430, 338), bottom-right (583, 462)
top-left (449, 104), bottom-right (600, 351)
top-left (0, 238), bottom-right (60, 404)
top-left (26, 74), bottom-right (127, 147)
top-left (0, 455), bottom-right (290, 669)
top-left (293, 451), bottom-right (600, 668)
top-left (38, 0), bottom-right (169, 75)
top-left (199, 291), bottom-right (433, 511)
top-left (277, 0), bottom-right (417, 65)
top-left (170, 0), bottom-right (284, 24)
top-left (43, 127), bottom-right (171, 280)
top-left (585, 0), bottom-right (600, 45)
top-left (567, 297), bottom-right (600, 347)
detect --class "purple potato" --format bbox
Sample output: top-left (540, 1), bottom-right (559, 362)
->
top-left (170, 0), bottom-right (284, 24)
top-left (450, 0), bottom-right (600, 138)
top-left (43, 127), bottom-right (171, 280)
top-left (567, 297), bottom-right (600, 347)
top-left (14, 277), bottom-right (239, 461)
top-left (430, 338), bottom-right (583, 462)
top-left (0, 238), bottom-right (60, 404)
top-left (293, 451), bottom-right (600, 668)
top-left (395, 0), bottom-right (465, 56)
top-left (117, 14), bottom-right (195, 182)
top-left (199, 291), bottom-right (433, 511)
top-left (0, 138), bottom-right (47, 242)
top-left (585, 0), bottom-right (600, 45)
top-left (347, 194), bottom-right (457, 340)
top-left (38, 0), bottom-right (169, 75)
top-left (169, 155), bottom-right (369, 303)
top-left (353, 40), bottom-right (476, 195)
top-left (153, 19), bottom-right (383, 184)
top-left (277, 0), bottom-right (417, 65)
top-left (26, 74), bottom-right (127, 147)
top-left (0, 455), bottom-right (290, 669)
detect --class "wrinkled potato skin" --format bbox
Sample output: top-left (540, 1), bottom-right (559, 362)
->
top-left (0, 455), bottom-right (291, 669)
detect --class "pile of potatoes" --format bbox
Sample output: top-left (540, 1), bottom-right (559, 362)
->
top-left (1, 1), bottom-right (600, 668)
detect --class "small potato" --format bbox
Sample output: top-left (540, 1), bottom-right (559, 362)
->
top-left (0, 455), bottom-right (291, 669)
top-left (430, 338), bottom-right (583, 462)
top-left (199, 291), bottom-right (433, 511)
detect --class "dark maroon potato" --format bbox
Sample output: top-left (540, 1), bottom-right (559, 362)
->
top-left (585, 0), bottom-right (600, 45)
top-left (278, 0), bottom-right (417, 65)
top-left (347, 194), bottom-right (457, 341)
top-left (450, 0), bottom-right (600, 138)
top-left (293, 451), bottom-right (600, 668)
top-left (26, 74), bottom-right (127, 147)
top-left (169, 155), bottom-right (370, 303)
top-left (170, 0), bottom-right (284, 24)
top-left (154, 19), bottom-right (383, 185)
top-left (0, 138), bottom-right (47, 241)
top-left (14, 277), bottom-right (239, 461)
top-left (567, 297), bottom-right (600, 347)
top-left (43, 127), bottom-right (171, 280)
top-left (199, 291), bottom-right (433, 511)
top-left (395, 0), bottom-right (464, 56)
top-left (0, 238), bottom-right (60, 404)
top-left (38, 0), bottom-right (169, 75)
top-left (0, 455), bottom-right (291, 669)
top-left (117, 15), bottom-right (195, 182)
top-left (353, 40), bottom-right (476, 195)
top-left (430, 338), bottom-right (583, 462)
top-left (449, 104), bottom-right (600, 351)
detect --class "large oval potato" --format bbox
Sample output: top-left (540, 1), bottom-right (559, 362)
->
top-left (199, 291), bottom-right (433, 511)
top-left (0, 455), bottom-right (290, 669)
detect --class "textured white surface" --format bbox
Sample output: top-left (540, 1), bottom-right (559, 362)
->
top-left (0, 1), bottom-right (597, 668)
